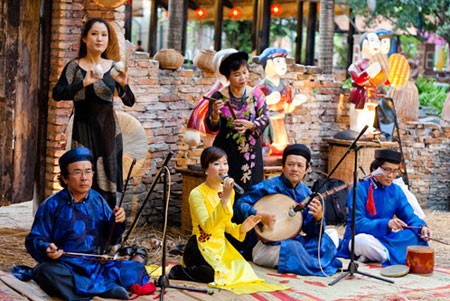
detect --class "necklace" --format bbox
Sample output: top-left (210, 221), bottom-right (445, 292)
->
top-left (228, 86), bottom-right (247, 111)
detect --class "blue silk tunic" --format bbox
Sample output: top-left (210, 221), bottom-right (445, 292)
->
top-left (338, 179), bottom-right (428, 266)
top-left (236, 174), bottom-right (342, 276)
top-left (25, 189), bottom-right (149, 296)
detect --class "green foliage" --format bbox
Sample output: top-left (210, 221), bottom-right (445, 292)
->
top-left (222, 21), bottom-right (253, 53)
top-left (346, 0), bottom-right (450, 45)
top-left (334, 35), bottom-right (348, 68)
top-left (399, 35), bottom-right (420, 59)
top-left (342, 77), bottom-right (352, 90)
top-left (415, 76), bottom-right (449, 115)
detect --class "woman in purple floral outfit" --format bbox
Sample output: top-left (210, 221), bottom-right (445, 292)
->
top-left (205, 51), bottom-right (270, 195)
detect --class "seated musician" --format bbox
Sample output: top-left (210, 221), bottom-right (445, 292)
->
top-left (169, 146), bottom-right (285, 293)
top-left (338, 149), bottom-right (432, 265)
top-left (25, 147), bottom-right (149, 300)
top-left (235, 144), bottom-right (342, 276)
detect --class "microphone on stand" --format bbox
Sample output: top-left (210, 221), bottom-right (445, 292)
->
top-left (222, 174), bottom-right (245, 194)
top-left (359, 167), bottom-right (384, 180)
top-left (288, 193), bottom-right (317, 217)
top-left (359, 166), bottom-right (384, 189)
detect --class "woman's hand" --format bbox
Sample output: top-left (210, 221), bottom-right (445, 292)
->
top-left (111, 69), bottom-right (128, 88)
top-left (46, 243), bottom-right (63, 260)
top-left (234, 119), bottom-right (255, 135)
top-left (210, 99), bottom-right (225, 121)
top-left (221, 176), bottom-right (234, 206)
top-left (83, 69), bottom-right (102, 87)
top-left (307, 198), bottom-right (323, 222)
top-left (258, 212), bottom-right (276, 230)
top-left (114, 206), bottom-right (126, 223)
top-left (241, 215), bottom-right (262, 233)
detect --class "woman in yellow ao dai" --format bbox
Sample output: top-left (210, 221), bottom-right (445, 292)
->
top-left (170, 146), bottom-right (286, 294)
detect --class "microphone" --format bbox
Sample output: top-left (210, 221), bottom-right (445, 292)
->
top-left (359, 167), bottom-right (384, 181)
top-left (222, 174), bottom-right (245, 194)
top-left (288, 193), bottom-right (316, 217)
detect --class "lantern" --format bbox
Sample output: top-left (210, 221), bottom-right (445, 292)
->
top-left (229, 7), bottom-right (242, 19)
top-left (195, 8), bottom-right (207, 19)
top-left (271, 4), bottom-right (282, 16)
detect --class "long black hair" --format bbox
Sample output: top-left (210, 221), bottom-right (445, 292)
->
top-left (78, 18), bottom-right (111, 59)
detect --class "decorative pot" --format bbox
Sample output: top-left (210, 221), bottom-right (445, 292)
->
top-left (193, 49), bottom-right (216, 73)
top-left (154, 49), bottom-right (184, 70)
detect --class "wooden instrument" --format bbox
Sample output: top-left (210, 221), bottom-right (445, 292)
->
top-left (253, 183), bottom-right (350, 242)
top-left (380, 264), bottom-right (410, 278)
top-left (203, 95), bottom-right (237, 119)
top-left (63, 251), bottom-right (127, 261)
top-left (254, 194), bottom-right (301, 242)
top-left (406, 245), bottom-right (434, 274)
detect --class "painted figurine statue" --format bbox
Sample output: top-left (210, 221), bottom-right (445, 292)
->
top-left (254, 47), bottom-right (306, 156)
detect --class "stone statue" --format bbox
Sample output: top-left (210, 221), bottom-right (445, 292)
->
top-left (254, 47), bottom-right (306, 156)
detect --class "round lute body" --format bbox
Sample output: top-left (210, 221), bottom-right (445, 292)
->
top-left (253, 194), bottom-right (303, 242)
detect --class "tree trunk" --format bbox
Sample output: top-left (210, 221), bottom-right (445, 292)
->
top-left (167, 0), bottom-right (184, 52)
top-left (318, 0), bottom-right (334, 74)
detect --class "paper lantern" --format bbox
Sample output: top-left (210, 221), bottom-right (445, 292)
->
top-left (195, 8), bottom-right (207, 19)
top-left (271, 4), bottom-right (282, 16)
top-left (230, 7), bottom-right (242, 19)
top-left (388, 53), bottom-right (410, 87)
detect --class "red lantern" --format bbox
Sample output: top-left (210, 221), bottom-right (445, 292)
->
top-left (195, 8), bottom-right (207, 19)
top-left (229, 7), bottom-right (242, 19)
top-left (271, 4), bottom-right (282, 16)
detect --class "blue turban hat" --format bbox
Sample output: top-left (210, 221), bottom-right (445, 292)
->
top-left (282, 144), bottom-right (311, 165)
top-left (375, 149), bottom-right (402, 164)
top-left (258, 47), bottom-right (288, 66)
top-left (59, 147), bottom-right (93, 175)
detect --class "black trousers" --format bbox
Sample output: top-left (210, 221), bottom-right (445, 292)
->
top-left (169, 235), bottom-right (214, 283)
top-left (33, 262), bottom-right (91, 301)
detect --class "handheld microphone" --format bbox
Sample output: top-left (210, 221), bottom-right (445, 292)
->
top-left (288, 194), bottom-right (316, 217)
top-left (222, 174), bottom-right (245, 194)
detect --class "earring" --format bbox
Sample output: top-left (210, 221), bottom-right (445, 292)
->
top-left (205, 171), bottom-right (208, 175)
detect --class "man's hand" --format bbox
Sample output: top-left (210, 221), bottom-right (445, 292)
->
top-left (388, 217), bottom-right (407, 231)
top-left (46, 243), bottom-right (63, 260)
top-left (307, 198), bottom-right (323, 222)
top-left (420, 226), bottom-right (433, 241)
top-left (114, 207), bottom-right (126, 223)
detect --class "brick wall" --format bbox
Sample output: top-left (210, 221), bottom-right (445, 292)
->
top-left (400, 122), bottom-right (450, 210)
top-left (46, 1), bottom-right (449, 226)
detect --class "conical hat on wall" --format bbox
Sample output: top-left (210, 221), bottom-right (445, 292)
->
top-left (65, 111), bottom-right (147, 177)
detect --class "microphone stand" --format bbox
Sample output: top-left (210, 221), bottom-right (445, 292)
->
top-left (155, 161), bottom-right (212, 300)
top-left (329, 125), bottom-right (393, 286)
